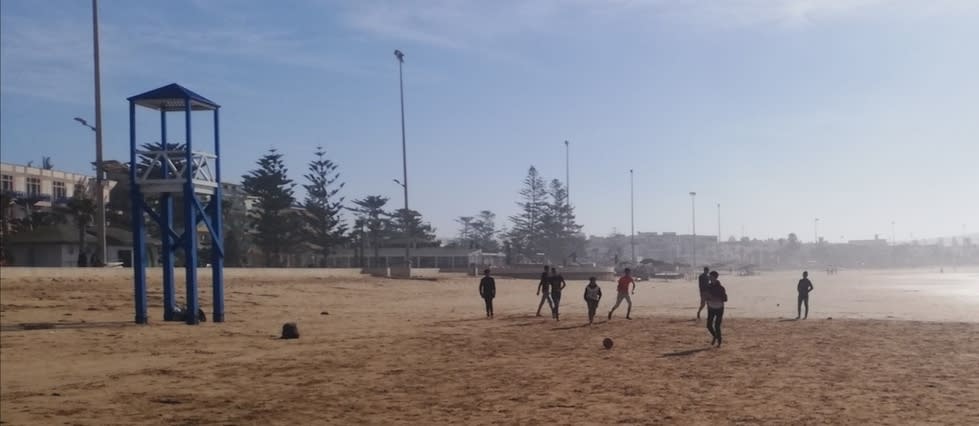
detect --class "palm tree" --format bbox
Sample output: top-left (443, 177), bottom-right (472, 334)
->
top-left (60, 180), bottom-right (97, 263)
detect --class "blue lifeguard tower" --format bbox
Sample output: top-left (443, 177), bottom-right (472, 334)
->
top-left (128, 83), bottom-right (224, 325)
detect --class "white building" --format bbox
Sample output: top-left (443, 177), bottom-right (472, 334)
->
top-left (1, 162), bottom-right (114, 206)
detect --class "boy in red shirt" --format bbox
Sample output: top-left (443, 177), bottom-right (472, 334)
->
top-left (608, 268), bottom-right (636, 320)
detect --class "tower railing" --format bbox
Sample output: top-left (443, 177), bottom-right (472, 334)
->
top-left (135, 149), bottom-right (218, 194)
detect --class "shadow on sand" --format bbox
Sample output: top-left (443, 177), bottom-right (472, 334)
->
top-left (660, 347), bottom-right (713, 357)
top-left (551, 320), bottom-right (608, 331)
top-left (0, 321), bottom-right (134, 333)
top-left (778, 318), bottom-right (799, 322)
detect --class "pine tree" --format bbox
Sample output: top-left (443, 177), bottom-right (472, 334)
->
top-left (389, 208), bottom-right (438, 247)
top-left (471, 210), bottom-right (499, 251)
top-left (456, 216), bottom-right (474, 248)
top-left (540, 179), bottom-right (583, 264)
top-left (302, 146), bottom-right (347, 265)
top-left (350, 195), bottom-right (389, 266)
top-left (508, 166), bottom-right (547, 260)
top-left (242, 149), bottom-right (303, 266)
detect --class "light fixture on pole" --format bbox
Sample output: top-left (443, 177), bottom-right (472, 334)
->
top-left (630, 169), bottom-right (635, 264)
top-left (690, 191), bottom-right (697, 269)
top-left (394, 49), bottom-right (410, 268)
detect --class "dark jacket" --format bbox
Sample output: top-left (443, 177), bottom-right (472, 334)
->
top-left (480, 276), bottom-right (496, 298)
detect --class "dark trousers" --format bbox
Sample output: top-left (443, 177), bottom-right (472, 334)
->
top-left (483, 297), bottom-right (494, 316)
top-left (551, 292), bottom-right (562, 316)
top-left (586, 299), bottom-right (599, 322)
top-left (798, 294), bottom-right (809, 318)
top-left (537, 293), bottom-right (553, 315)
top-left (706, 307), bottom-right (724, 344)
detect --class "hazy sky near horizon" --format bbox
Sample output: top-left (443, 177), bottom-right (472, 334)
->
top-left (2, 0), bottom-right (977, 242)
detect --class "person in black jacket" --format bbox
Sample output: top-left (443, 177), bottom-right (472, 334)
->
top-left (705, 271), bottom-right (728, 347)
top-left (796, 271), bottom-right (814, 320)
top-left (549, 267), bottom-right (567, 321)
top-left (696, 266), bottom-right (710, 319)
top-left (479, 269), bottom-right (496, 318)
top-left (536, 265), bottom-right (552, 317)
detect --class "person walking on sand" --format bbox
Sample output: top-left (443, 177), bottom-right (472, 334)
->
top-left (479, 269), bottom-right (496, 318)
top-left (536, 265), bottom-right (553, 317)
top-left (550, 267), bottom-right (567, 320)
top-left (705, 271), bottom-right (728, 347)
top-left (583, 277), bottom-right (603, 325)
top-left (796, 270), bottom-right (814, 320)
top-left (697, 266), bottom-right (710, 320)
top-left (608, 268), bottom-right (636, 320)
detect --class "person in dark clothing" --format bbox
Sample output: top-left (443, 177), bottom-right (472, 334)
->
top-left (479, 269), bottom-right (496, 318)
top-left (705, 271), bottom-right (728, 347)
top-left (796, 270), bottom-right (814, 320)
top-left (696, 266), bottom-right (710, 319)
top-left (549, 267), bottom-right (567, 321)
top-left (536, 265), bottom-right (552, 317)
top-left (583, 277), bottom-right (602, 325)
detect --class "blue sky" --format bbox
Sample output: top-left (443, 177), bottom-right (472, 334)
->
top-left (2, 0), bottom-right (977, 242)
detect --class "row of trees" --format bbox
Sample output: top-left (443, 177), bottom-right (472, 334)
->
top-left (3, 157), bottom-right (589, 269)
top-left (239, 148), bottom-right (440, 267)
top-left (504, 166), bottom-right (584, 264)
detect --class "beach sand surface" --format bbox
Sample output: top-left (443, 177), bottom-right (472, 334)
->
top-left (2, 267), bottom-right (978, 425)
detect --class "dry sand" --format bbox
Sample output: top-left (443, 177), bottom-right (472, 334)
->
top-left (1, 267), bottom-right (978, 425)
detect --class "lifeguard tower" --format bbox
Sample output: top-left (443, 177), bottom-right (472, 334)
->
top-left (127, 83), bottom-right (224, 325)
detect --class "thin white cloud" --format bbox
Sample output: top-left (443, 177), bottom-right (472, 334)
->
top-left (338, 0), bottom-right (979, 48)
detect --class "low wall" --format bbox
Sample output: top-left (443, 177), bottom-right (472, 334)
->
top-left (491, 266), bottom-right (617, 282)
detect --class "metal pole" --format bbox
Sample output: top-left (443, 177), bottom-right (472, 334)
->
top-left (395, 50), bottom-right (410, 268)
top-left (565, 140), bottom-right (570, 208)
top-left (891, 220), bottom-right (895, 245)
top-left (814, 218), bottom-right (819, 244)
top-left (717, 203), bottom-right (721, 248)
top-left (690, 192), bottom-right (697, 269)
top-left (630, 169), bottom-right (635, 263)
top-left (92, 0), bottom-right (106, 266)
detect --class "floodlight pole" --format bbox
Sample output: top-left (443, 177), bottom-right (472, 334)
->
top-left (630, 169), bottom-right (635, 263)
top-left (395, 49), bottom-right (410, 268)
top-left (92, 0), bottom-right (106, 266)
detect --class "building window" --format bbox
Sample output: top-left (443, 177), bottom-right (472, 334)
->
top-left (26, 177), bottom-right (41, 196)
top-left (0, 174), bottom-right (12, 191)
top-left (53, 181), bottom-right (67, 200)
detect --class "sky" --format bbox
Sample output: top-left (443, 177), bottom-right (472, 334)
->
top-left (1, 0), bottom-right (977, 243)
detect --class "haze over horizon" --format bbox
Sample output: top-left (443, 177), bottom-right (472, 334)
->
top-left (2, 0), bottom-right (977, 243)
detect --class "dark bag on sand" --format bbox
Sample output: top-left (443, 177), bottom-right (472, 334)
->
top-left (281, 322), bottom-right (299, 339)
top-left (171, 305), bottom-right (207, 322)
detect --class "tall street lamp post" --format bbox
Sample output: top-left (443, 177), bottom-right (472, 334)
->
top-left (394, 49), bottom-right (410, 267)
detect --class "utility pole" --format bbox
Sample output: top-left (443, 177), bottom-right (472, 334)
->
top-left (564, 140), bottom-right (570, 208)
top-left (717, 202), bottom-right (721, 249)
top-left (630, 169), bottom-right (635, 264)
top-left (91, 0), bottom-right (106, 266)
top-left (394, 49), bottom-right (410, 268)
top-left (690, 192), bottom-right (697, 269)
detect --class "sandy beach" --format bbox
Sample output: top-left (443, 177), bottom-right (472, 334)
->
top-left (2, 267), bottom-right (978, 425)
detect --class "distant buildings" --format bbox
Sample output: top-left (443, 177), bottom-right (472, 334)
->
top-left (1, 162), bottom-right (114, 206)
